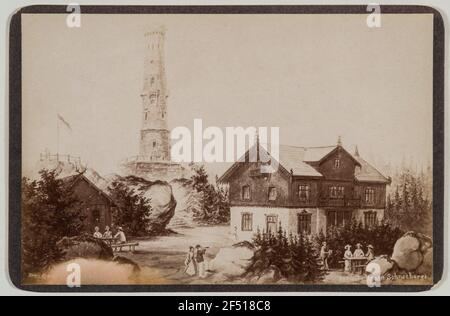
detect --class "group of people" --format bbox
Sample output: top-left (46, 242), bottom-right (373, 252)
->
top-left (343, 243), bottom-right (375, 272)
top-left (184, 245), bottom-right (209, 278)
top-left (319, 241), bottom-right (375, 272)
top-left (93, 226), bottom-right (127, 244)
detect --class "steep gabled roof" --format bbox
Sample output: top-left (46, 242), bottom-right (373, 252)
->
top-left (278, 146), bottom-right (324, 177)
top-left (352, 155), bottom-right (391, 184)
top-left (61, 173), bottom-right (117, 206)
top-left (218, 144), bottom-right (324, 183)
top-left (219, 142), bottom-right (391, 184)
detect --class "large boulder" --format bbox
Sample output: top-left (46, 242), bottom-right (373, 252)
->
top-left (391, 231), bottom-right (432, 272)
top-left (167, 179), bottom-right (197, 229)
top-left (109, 175), bottom-right (177, 235)
top-left (144, 181), bottom-right (177, 234)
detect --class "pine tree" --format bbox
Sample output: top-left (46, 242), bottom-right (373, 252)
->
top-left (22, 170), bottom-right (84, 278)
top-left (190, 164), bottom-right (230, 224)
top-left (108, 181), bottom-right (152, 237)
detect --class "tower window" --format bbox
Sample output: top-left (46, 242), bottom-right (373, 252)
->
top-left (153, 141), bottom-right (157, 148)
top-left (145, 113), bottom-right (148, 120)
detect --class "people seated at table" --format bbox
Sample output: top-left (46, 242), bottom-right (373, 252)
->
top-left (365, 244), bottom-right (375, 262)
top-left (114, 227), bottom-right (127, 244)
top-left (102, 226), bottom-right (113, 239)
top-left (353, 243), bottom-right (365, 258)
top-left (93, 226), bottom-right (102, 239)
top-left (344, 245), bottom-right (353, 272)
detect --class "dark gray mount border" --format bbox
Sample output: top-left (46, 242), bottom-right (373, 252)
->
top-left (8, 5), bottom-right (445, 293)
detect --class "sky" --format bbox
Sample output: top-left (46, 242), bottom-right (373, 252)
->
top-left (21, 13), bottom-right (433, 177)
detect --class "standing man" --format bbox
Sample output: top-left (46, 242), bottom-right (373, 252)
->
top-left (195, 244), bottom-right (207, 278)
top-left (320, 242), bottom-right (331, 271)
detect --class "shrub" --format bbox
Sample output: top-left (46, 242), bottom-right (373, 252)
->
top-left (108, 181), bottom-right (152, 237)
top-left (245, 228), bottom-right (324, 282)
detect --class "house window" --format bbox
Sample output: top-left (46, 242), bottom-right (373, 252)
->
top-left (298, 184), bottom-right (310, 202)
top-left (241, 213), bottom-right (253, 231)
top-left (266, 215), bottom-right (278, 234)
top-left (242, 185), bottom-right (251, 200)
top-left (330, 186), bottom-right (345, 198)
top-left (268, 187), bottom-right (277, 201)
top-left (334, 158), bottom-right (340, 169)
top-left (298, 212), bottom-right (312, 235)
top-left (364, 211), bottom-right (378, 227)
top-left (365, 187), bottom-right (376, 204)
top-left (327, 210), bottom-right (352, 227)
top-left (145, 112), bottom-right (148, 120)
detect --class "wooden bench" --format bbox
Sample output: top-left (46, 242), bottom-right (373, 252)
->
top-left (111, 242), bottom-right (139, 252)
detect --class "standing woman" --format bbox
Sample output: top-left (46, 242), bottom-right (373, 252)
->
top-left (184, 246), bottom-right (197, 276)
top-left (344, 245), bottom-right (353, 272)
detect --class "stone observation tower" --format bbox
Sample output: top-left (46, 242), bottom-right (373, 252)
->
top-left (140, 28), bottom-right (170, 161)
top-left (121, 27), bottom-right (187, 180)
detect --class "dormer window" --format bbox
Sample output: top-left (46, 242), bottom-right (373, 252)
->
top-left (334, 158), bottom-right (340, 169)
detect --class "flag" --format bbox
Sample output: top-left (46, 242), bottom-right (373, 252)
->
top-left (57, 114), bottom-right (72, 131)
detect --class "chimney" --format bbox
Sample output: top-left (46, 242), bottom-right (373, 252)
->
top-left (354, 145), bottom-right (359, 157)
top-left (337, 136), bottom-right (342, 147)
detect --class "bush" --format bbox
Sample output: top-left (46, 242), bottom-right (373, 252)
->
top-left (22, 170), bottom-right (85, 278)
top-left (108, 181), bottom-right (152, 237)
top-left (245, 228), bottom-right (324, 282)
top-left (315, 220), bottom-right (404, 268)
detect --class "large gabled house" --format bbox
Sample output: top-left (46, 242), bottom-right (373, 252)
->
top-left (218, 139), bottom-right (391, 241)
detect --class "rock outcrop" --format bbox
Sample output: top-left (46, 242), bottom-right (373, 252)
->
top-left (111, 175), bottom-right (177, 235)
top-left (391, 231), bottom-right (432, 272)
top-left (367, 231), bottom-right (433, 277)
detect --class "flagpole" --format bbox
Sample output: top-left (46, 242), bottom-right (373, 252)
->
top-left (56, 114), bottom-right (59, 162)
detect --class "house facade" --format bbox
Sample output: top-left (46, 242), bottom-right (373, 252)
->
top-left (219, 140), bottom-right (390, 241)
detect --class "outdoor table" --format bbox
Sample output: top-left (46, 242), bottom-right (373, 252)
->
top-left (348, 257), bottom-right (368, 274)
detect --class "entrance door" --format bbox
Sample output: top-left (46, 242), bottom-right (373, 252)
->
top-left (266, 215), bottom-right (278, 234)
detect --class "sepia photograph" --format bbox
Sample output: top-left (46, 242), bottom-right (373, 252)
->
top-left (10, 5), bottom-right (443, 291)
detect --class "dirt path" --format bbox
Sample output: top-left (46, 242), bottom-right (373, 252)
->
top-left (118, 225), bottom-right (234, 283)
